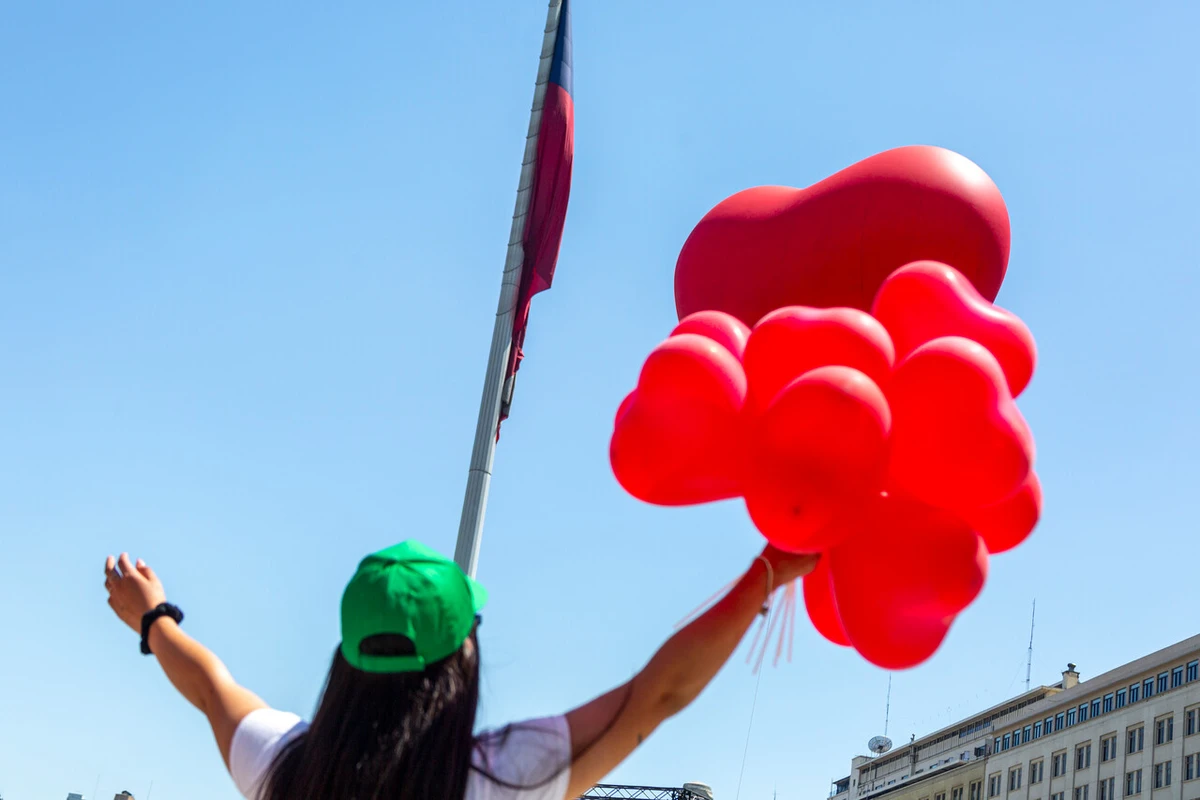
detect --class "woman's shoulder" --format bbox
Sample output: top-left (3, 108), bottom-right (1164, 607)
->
top-left (229, 709), bottom-right (309, 799)
top-left (468, 716), bottom-right (572, 800)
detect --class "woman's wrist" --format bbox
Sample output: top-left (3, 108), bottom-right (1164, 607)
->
top-left (147, 616), bottom-right (178, 648)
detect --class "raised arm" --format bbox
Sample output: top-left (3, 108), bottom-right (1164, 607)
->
top-left (104, 553), bottom-right (267, 767)
top-left (563, 546), bottom-right (818, 797)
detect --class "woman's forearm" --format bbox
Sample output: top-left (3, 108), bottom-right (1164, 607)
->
top-left (637, 557), bottom-right (773, 714)
top-left (147, 618), bottom-right (230, 715)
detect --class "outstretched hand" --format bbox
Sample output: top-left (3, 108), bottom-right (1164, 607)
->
top-left (759, 544), bottom-right (820, 586)
top-left (104, 553), bottom-right (167, 633)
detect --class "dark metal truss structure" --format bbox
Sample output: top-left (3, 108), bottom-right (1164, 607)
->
top-left (579, 785), bottom-right (710, 800)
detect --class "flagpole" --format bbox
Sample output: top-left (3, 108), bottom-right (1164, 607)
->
top-left (454, 0), bottom-right (564, 578)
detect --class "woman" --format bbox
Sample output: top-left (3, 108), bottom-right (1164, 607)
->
top-left (104, 539), bottom-right (816, 799)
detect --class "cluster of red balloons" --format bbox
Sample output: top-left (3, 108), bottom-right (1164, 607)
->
top-left (609, 143), bottom-right (1042, 670)
top-left (611, 261), bottom-right (1040, 668)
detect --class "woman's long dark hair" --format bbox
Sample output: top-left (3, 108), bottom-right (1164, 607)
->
top-left (264, 633), bottom-right (483, 800)
top-left (264, 631), bottom-right (627, 800)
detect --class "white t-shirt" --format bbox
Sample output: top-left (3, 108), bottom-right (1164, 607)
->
top-left (229, 708), bottom-right (572, 800)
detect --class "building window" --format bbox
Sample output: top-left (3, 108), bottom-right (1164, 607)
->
top-left (1080, 703), bottom-right (1090, 723)
top-left (1186, 754), bottom-right (1196, 782)
top-left (1128, 726), bottom-right (1145, 754)
top-left (1004, 734), bottom-right (1011, 751)
top-left (937, 793), bottom-right (946, 800)
top-left (1074, 787), bottom-right (1089, 800)
top-left (1031, 760), bottom-right (1045, 785)
top-left (1077, 743), bottom-right (1093, 770)
top-left (1126, 770), bottom-right (1142, 797)
top-left (1157, 672), bottom-right (1169, 693)
top-left (1046, 716), bottom-right (1055, 734)
top-left (1172, 667), bottom-right (1183, 688)
top-left (1102, 735), bottom-right (1118, 762)
top-left (1187, 708), bottom-right (1197, 736)
top-left (1068, 709), bottom-right (1078, 727)
top-left (1154, 761), bottom-right (1172, 789)
top-left (1187, 660), bottom-right (1198, 683)
top-left (1054, 753), bottom-right (1068, 778)
top-left (1025, 725), bottom-right (1033, 743)
top-left (1011, 768), bottom-right (1023, 792)
top-left (1130, 684), bottom-right (1141, 703)
top-left (995, 738), bottom-right (1002, 752)
top-left (971, 781), bottom-right (983, 800)
top-left (1104, 693), bottom-right (1115, 713)
top-left (1057, 713), bottom-right (1066, 731)
top-left (1093, 698), bottom-right (1104, 717)
top-left (1144, 678), bottom-right (1155, 698)
top-left (1053, 793), bottom-right (1065, 800)
top-left (1116, 689), bottom-right (1126, 709)
top-left (954, 788), bottom-right (965, 800)
top-left (1100, 777), bottom-right (1116, 800)
top-left (1035, 721), bottom-right (1044, 739)
top-left (990, 775), bottom-right (1003, 798)
top-left (1155, 716), bottom-right (1173, 745)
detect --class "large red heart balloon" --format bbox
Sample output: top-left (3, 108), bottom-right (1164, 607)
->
top-left (610, 334), bottom-right (747, 505)
top-left (829, 493), bottom-right (988, 668)
top-left (872, 261), bottom-right (1036, 397)
top-left (744, 366), bottom-right (891, 552)
top-left (675, 146), bottom-right (1011, 326)
top-left (742, 306), bottom-right (895, 413)
top-left (887, 336), bottom-right (1034, 512)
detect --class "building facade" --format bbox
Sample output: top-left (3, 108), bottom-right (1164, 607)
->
top-left (829, 635), bottom-right (1200, 800)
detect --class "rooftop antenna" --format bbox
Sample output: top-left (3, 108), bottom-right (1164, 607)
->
top-left (1025, 600), bottom-right (1036, 692)
top-left (868, 675), bottom-right (895, 756)
top-left (885, 674), bottom-right (892, 736)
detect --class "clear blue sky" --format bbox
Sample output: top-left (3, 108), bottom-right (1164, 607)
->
top-left (1, 2), bottom-right (1197, 798)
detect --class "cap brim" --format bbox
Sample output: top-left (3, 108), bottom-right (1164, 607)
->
top-left (467, 576), bottom-right (488, 612)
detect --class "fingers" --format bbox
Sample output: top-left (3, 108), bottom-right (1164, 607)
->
top-left (105, 555), bottom-right (119, 578)
top-left (117, 553), bottom-right (137, 580)
top-left (136, 559), bottom-right (158, 583)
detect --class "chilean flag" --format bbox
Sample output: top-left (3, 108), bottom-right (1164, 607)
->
top-left (499, 0), bottom-right (574, 428)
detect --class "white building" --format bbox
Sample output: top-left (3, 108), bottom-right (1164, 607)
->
top-left (829, 635), bottom-right (1200, 800)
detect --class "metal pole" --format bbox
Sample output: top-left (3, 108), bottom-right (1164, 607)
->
top-left (454, 0), bottom-right (563, 578)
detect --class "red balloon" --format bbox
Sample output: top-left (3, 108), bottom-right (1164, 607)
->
top-left (614, 392), bottom-right (634, 426)
top-left (887, 337), bottom-right (1034, 512)
top-left (675, 146), bottom-right (1011, 326)
top-left (966, 471), bottom-right (1043, 554)
top-left (744, 366), bottom-right (891, 552)
top-left (829, 493), bottom-right (988, 669)
top-left (610, 334), bottom-right (747, 505)
top-left (838, 607), bottom-right (954, 672)
top-left (871, 261), bottom-right (1037, 397)
top-left (803, 558), bottom-right (850, 647)
top-left (671, 311), bottom-right (752, 362)
top-left (742, 306), bottom-right (895, 412)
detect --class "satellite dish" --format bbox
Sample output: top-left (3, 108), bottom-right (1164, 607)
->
top-left (869, 735), bottom-right (894, 755)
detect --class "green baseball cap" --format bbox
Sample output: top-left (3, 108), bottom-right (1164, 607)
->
top-left (340, 540), bottom-right (488, 674)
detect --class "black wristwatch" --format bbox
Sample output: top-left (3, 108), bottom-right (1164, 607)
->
top-left (141, 603), bottom-right (184, 655)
